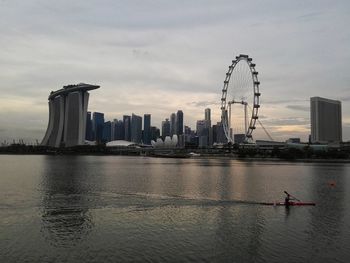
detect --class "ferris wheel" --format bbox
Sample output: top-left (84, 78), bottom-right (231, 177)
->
top-left (221, 54), bottom-right (261, 143)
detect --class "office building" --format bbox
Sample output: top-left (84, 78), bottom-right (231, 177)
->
top-left (310, 97), bottom-right (342, 143)
top-left (143, 114), bottom-right (151, 145)
top-left (177, 134), bottom-right (185, 148)
top-left (93, 112), bottom-right (105, 143)
top-left (196, 120), bottom-right (209, 147)
top-left (85, 111), bottom-right (93, 141)
top-left (131, 114), bottom-right (142, 143)
top-left (150, 126), bottom-right (160, 141)
top-left (112, 119), bottom-right (125, 140)
top-left (162, 118), bottom-right (171, 139)
top-left (41, 83), bottom-right (100, 147)
top-left (170, 113), bottom-right (176, 136)
top-left (184, 125), bottom-right (192, 135)
top-left (102, 121), bottom-right (112, 142)
top-left (196, 120), bottom-right (207, 137)
top-left (213, 122), bottom-right (227, 144)
top-left (111, 119), bottom-right (117, 141)
top-left (123, 115), bottom-right (131, 141)
top-left (205, 108), bottom-right (211, 127)
top-left (184, 125), bottom-right (192, 143)
top-left (176, 110), bottom-right (184, 135)
top-left (204, 108), bottom-right (212, 146)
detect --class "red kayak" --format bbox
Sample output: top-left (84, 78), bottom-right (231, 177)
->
top-left (262, 201), bottom-right (316, 206)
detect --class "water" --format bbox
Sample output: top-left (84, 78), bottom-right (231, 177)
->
top-left (0, 155), bottom-right (349, 262)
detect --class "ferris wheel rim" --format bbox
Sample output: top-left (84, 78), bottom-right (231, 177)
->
top-left (220, 54), bottom-right (261, 143)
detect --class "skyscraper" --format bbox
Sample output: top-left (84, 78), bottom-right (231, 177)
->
top-left (41, 83), bottom-right (100, 147)
top-left (205, 108), bottom-right (211, 127)
top-left (176, 110), bottom-right (183, 135)
top-left (111, 119), bottom-right (116, 141)
top-left (143, 114), bottom-right (151, 145)
top-left (93, 112), bottom-right (105, 143)
top-left (170, 113), bottom-right (176, 136)
top-left (102, 121), bottom-right (112, 142)
top-left (310, 97), bottom-right (342, 143)
top-left (123, 115), bottom-right (131, 141)
top-left (184, 125), bottom-right (192, 135)
top-left (85, 111), bottom-right (93, 141)
top-left (131, 114), bottom-right (142, 143)
top-left (112, 119), bottom-right (125, 140)
top-left (162, 118), bottom-right (171, 139)
top-left (196, 120), bottom-right (207, 137)
top-left (218, 122), bottom-right (227, 144)
top-left (204, 108), bottom-right (212, 146)
top-left (150, 126), bottom-right (160, 141)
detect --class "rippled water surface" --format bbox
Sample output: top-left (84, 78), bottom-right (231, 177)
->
top-left (1, 155), bottom-right (350, 262)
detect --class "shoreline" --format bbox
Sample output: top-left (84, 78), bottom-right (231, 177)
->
top-left (1, 152), bottom-right (350, 163)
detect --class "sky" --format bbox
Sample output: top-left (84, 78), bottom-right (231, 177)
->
top-left (0, 0), bottom-right (350, 143)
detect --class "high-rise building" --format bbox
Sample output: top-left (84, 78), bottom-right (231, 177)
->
top-left (176, 110), bottom-right (184, 135)
top-left (131, 114), bottom-right (142, 143)
top-left (150, 126), bottom-right (160, 141)
top-left (184, 125), bottom-right (192, 143)
top-left (162, 118), bottom-right (171, 139)
top-left (205, 108), bottom-right (211, 127)
top-left (196, 120), bottom-right (207, 136)
top-left (102, 121), bottom-right (112, 142)
top-left (184, 125), bottom-right (192, 135)
top-left (204, 108), bottom-right (212, 146)
top-left (310, 97), bottom-right (342, 143)
top-left (111, 119), bottom-right (117, 140)
top-left (213, 122), bottom-right (227, 144)
top-left (143, 114), bottom-right (151, 145)
top-left (85, 111), bottom-right (93, 141)
top-left (170, 113), bottom-right (176, 136)
top-left (212, 124), bottom-right (217, 143)
top-left (41, 83), bottom-right (100, 147)
top-left (196, 120), bottom-right (208, 147)
top-left (178, 134), bottom-right (185, 148)
top-left (112, 119), bottom-right (125, 140)
top-left (93, 112), bottom-right (105, 143)
top-left (123, 115), bottom-right (131, 141)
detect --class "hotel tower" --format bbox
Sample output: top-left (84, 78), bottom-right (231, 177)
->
top-left (41, 83), bottom-right (100, 147)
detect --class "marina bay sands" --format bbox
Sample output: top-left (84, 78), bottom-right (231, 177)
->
top-left (41, 83), bottom-right (100, 148)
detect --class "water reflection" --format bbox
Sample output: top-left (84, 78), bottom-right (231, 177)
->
top-left (2, 155), bottom-right (350, 262)
top-left (212, 160), bottom-right (266, 261)
top-left (214, 205), bottom-right (266, 261)
top-left (308, 164), bottom-right (347, 260)
top-left (40, 156), bottom-right (95, 247)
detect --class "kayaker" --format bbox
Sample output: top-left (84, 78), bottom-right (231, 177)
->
top-left (284, 191), bottom-right (295, 207)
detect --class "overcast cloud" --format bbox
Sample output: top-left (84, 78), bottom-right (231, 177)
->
top-left (0, 0), bottom-right (349, 143)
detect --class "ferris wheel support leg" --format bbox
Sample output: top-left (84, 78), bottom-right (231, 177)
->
top-left (244, 103), bottom-right (247, 135)
top-left (228, 103), bottom-right (232, 133)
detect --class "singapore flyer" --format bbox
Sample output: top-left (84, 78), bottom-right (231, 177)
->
top-left (220, 54), bottom-right (261, 143)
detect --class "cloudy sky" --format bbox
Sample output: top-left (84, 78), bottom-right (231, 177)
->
top-left (1, 0), bottom-right (349, 143)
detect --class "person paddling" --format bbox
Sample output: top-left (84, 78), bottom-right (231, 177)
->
top-left (284, 191), bottom-right (299, 207)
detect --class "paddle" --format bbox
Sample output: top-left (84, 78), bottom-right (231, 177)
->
top-left (284, 191), bottom-right (301, 201)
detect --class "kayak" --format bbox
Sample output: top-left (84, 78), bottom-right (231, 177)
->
top-left (261, 201), bottom-right (316, 206)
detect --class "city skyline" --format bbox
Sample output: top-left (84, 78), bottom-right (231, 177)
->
top-left (1, 1), bottom-right (350, 142)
